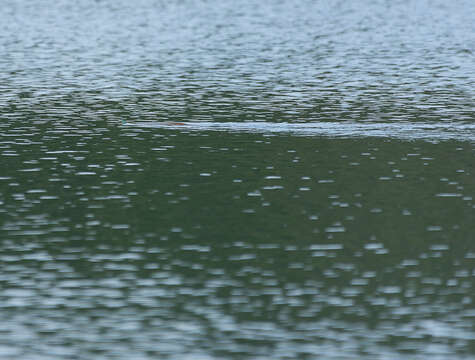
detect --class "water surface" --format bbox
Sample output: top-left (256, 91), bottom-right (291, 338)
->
top-left (2, 0), bottom-right (475, 359)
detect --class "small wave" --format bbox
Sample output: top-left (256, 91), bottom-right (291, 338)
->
top-left (124, 121), bottom-right (475, 142)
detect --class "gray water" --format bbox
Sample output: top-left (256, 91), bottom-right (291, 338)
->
top-left (2, 0), bottom-right (475, 359)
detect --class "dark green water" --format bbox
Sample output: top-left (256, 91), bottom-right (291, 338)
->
top-left (2, 0), bottom-right (475, 359)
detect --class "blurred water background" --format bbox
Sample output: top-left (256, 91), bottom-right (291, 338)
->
top-left (1, 0), bottom-right (475, 358)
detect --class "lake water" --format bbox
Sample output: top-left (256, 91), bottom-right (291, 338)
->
top-left (2, 0), bottom-right (475, 359)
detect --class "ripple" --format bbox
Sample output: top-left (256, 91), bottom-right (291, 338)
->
top-left (2, 0), bottom-right (475, 359)
top-left (128, 121), bottom-right (475, 142)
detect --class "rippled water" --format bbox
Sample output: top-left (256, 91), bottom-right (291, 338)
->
top-left (129, 120), bottom-right (475, 142)
top-left (2, 0), bottom-right (475, 359)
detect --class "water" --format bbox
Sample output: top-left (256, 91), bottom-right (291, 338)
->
top-left (129, 120), bottom-right (475, 142)
top-left (1, 0), bottom-right (475, 359)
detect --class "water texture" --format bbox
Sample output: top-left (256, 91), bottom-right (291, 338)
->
top-left (129, 120), bottom-right (475, 142)
top-left (2, 0), bottom-right (475, 123)
top-left (1, 0), bottom-right (475, 359)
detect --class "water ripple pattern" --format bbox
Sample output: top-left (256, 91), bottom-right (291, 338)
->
top-left (1, 0), bottom-right (475, 123)
top-left (128, 121), bottom-right (475, 142)
top-left (2, 0), bottom-right (475, 359)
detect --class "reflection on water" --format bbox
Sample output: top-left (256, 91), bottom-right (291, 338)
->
top-left (2, 0), bottom-right (475, 359)
top-left (2, 121), bottom-right (475, 359)
top-left (2, 0), bottom-right (475, 124)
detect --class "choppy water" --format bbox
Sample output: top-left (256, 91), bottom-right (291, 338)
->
top-left (2, 0), bottom-right (475, 359)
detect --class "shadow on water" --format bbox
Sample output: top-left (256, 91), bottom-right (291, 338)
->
top-left (1, 116), bottom-right (475, 358)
